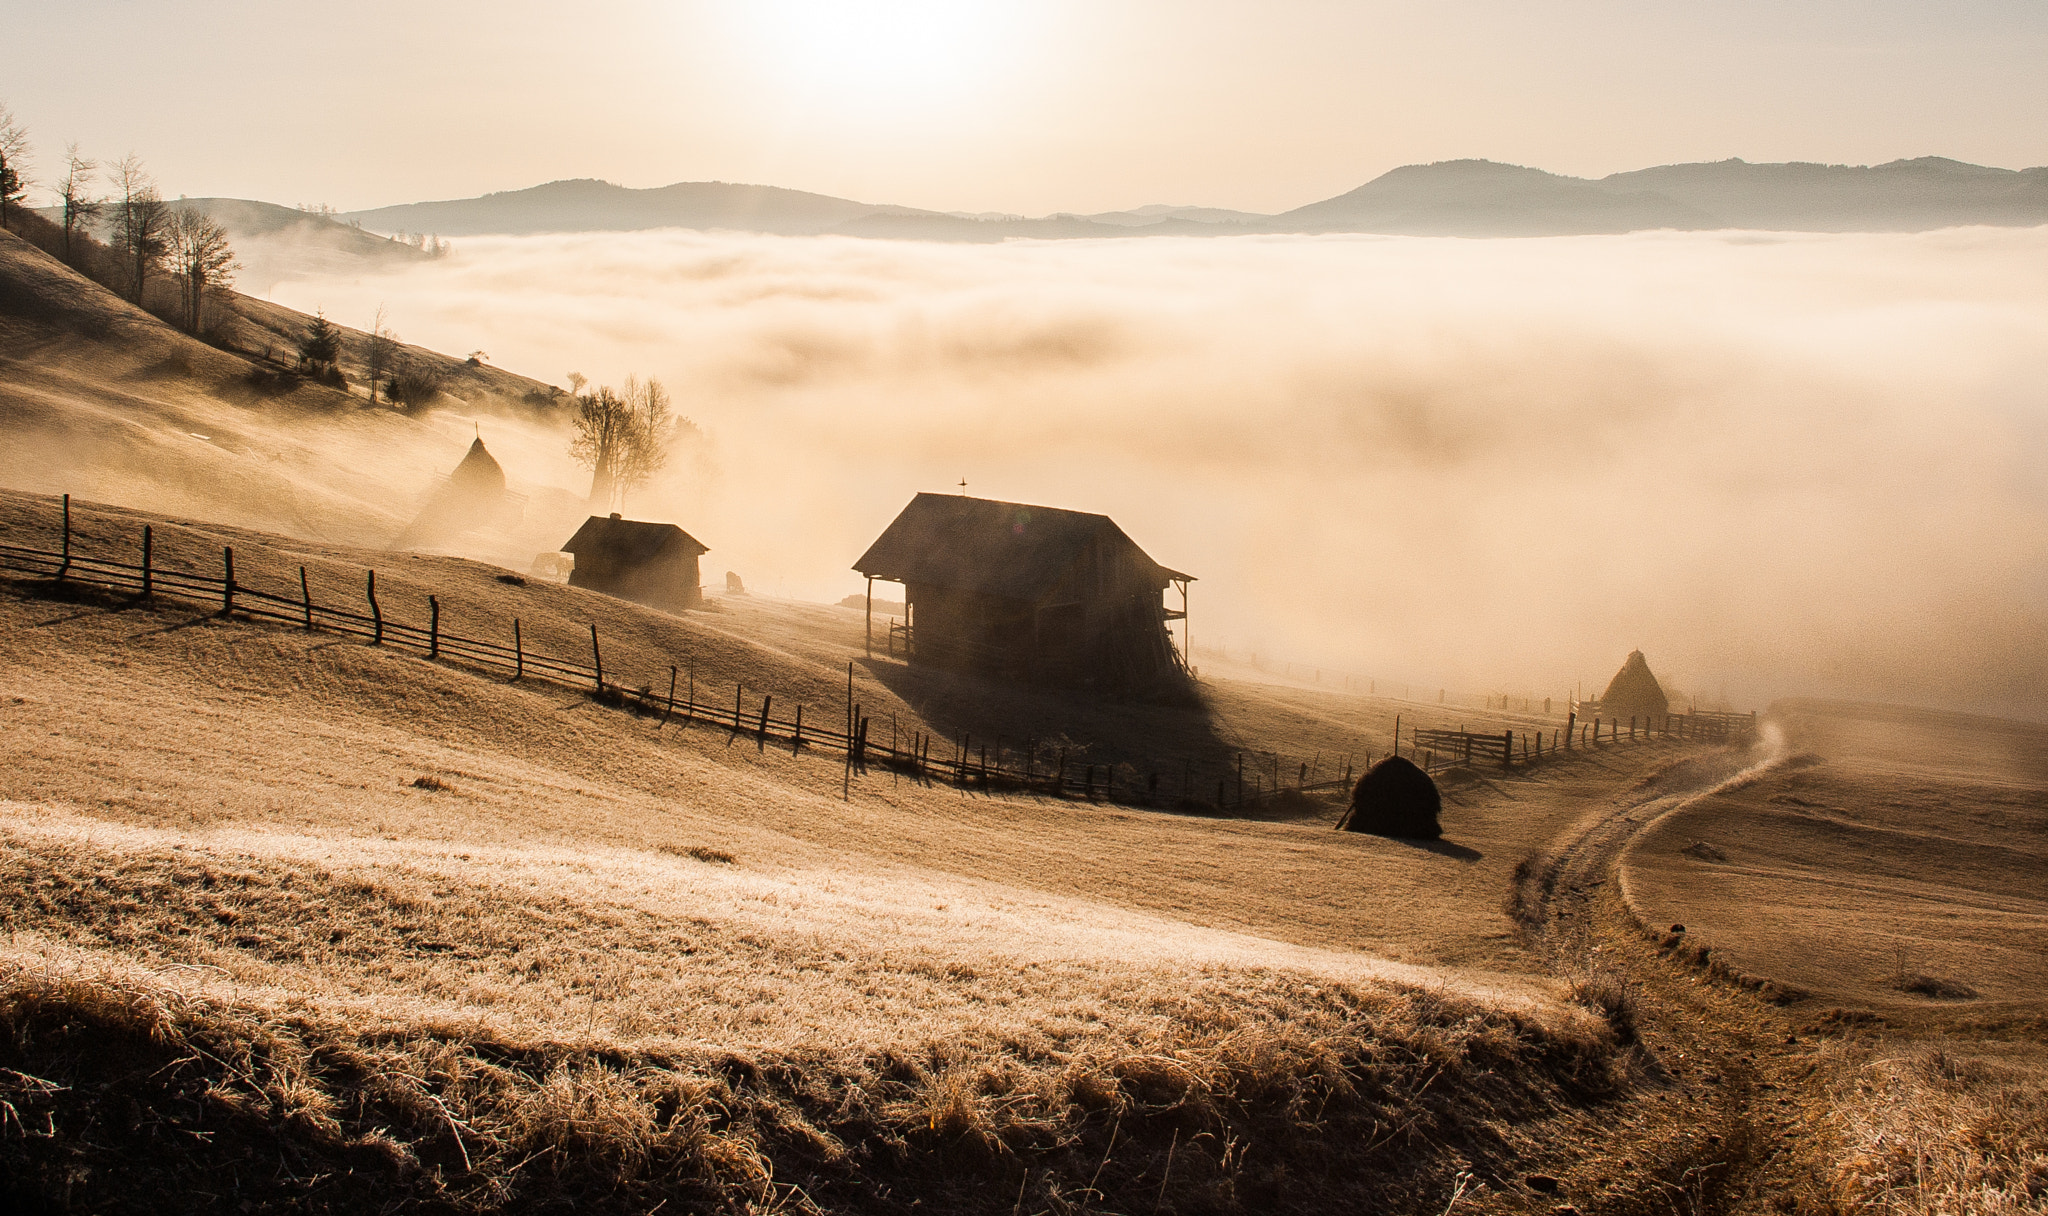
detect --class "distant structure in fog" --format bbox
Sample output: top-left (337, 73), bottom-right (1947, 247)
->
top-left (560, 514), bottom-right (708, 613)
top-left (390, 436), bottom-right (524, 551)
top-left (852, 492), bottom-right (1191, 693)
top-left (1589, 649), bottom-right (1670, 718)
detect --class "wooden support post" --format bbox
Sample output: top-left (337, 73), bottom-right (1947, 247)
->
top-left (663, 666), bottom-right (678, 727)
top-left (57, 495), bottom-right (70, 583)
top-left (757, 695), bottom-right (771, 750)
top-left (428, 595), bottom-right (440, 658)
top-left (300, 566), bottom-right (313, 629)
top-left (794, 704), bottom-right (803, 754)
top-left (590, 624), bottom-right (604, 691)
top-left (1393, 714), bottom-right (1401, 759)
top-left (221, 547), bottom-right (235, 614)
top-left (1502, 730), bottom-right (1513, 769)
top-left (141, 525), bottom-right (153, 600)
top-left (1565, 711), bottom-right (1575, 749)
top-left (514, 619), bottom-right (524, 678)
top-left (367, 569), bottom-right (380, 643)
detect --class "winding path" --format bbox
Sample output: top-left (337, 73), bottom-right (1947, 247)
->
top-left (1508, 742), bottom-right (1832, 1215)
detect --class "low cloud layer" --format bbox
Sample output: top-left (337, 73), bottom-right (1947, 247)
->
top-left (271, 226), bottom-right (2048, 718)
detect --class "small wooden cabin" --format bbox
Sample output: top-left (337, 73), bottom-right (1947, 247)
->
top-left (561, 514), bottom-right (708, 613)
top-left (852, 493), bottom-right (1191, 692)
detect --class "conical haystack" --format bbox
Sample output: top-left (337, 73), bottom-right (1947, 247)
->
top-left (448, 436), bottom-right (505, 494)
top-left (392, 437), bottom-right (520, 551)
top-left (1599, 649), bottom-right (1669, 717)
top-left (1340, 756), bottom-right (1442, 839)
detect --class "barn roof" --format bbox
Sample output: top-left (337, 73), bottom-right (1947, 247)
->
top-left (561, 514), bottom-right (708, 562)
top-left (852, 493), bottom-right (1189, 600)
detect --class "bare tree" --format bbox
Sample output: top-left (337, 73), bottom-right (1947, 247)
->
top-left (570, 385), bottom-right (632, 507)
top-left (364, 304), bottom-right (400, 404)
top-left (0, 103), bottom-right (30, 233)
top-left (569, 375), bottom-right (678, 511)
top-left (388, 353), bottom-right (449, 411)
top-left (611, 375), bottom-right (674, 508)
top-left (57, 144), bottom-right (100, 264)
top-left (565, 371), bottom-right (587, 396)
top-left (109, 155), bottom-right (169, 305)
top-left (166, 209), bottom-right (238, 335)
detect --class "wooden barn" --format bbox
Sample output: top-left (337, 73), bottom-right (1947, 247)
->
top-left (852, 493), bottom-right (1192, 692)
top-left (560, 514), bottom-right (708, 614)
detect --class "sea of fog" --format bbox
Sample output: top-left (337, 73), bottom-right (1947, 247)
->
top-left (269, 226), bottom-right (2048, 717)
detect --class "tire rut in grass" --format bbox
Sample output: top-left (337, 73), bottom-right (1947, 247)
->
top-left (1513, 743), bottom-right (1836, 1215)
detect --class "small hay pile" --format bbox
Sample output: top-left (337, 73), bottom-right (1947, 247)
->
top-left (1339, 756), bottom-right (1443, 839)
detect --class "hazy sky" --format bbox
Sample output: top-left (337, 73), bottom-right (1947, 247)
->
top-left (7, 1), bottom-right (2048, 214)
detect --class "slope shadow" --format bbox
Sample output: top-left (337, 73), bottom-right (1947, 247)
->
top-left (860, 656), bottom-right (1246, 809)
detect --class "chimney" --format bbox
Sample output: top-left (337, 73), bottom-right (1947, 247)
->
top-left (609, 512), bottom-right (621, 520)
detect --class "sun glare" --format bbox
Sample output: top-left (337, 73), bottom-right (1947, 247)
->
top-left (729, 0), bottom-right (1021, 117)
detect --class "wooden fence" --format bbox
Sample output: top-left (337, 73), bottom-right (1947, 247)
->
top-left (1405, 706), bottom-right (1757, 776)
top-left (0, 501), bottom-right (1374, 809)
top-left (1, 497), bottom-right (1756, 809)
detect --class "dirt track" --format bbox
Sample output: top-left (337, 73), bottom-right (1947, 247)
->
top-left (1508, 744), bottom-right (1839, 1216)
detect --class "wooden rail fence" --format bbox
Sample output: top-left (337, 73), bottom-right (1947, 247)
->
top-left (2, 497), bottom-right (1757, 809)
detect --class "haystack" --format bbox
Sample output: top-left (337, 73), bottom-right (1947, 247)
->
top-left (390, 437), bottom-right (522, 551)
top-left (1339, 756), bottom-right (1442, 839)
top-left (1599, 649), bottom-right (1669, 717)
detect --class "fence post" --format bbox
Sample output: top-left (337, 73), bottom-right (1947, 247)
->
top-left (300, 566), bottom-right (313, 629)
top-left (514, 619), bottom-right (524, 678)
top-left (663, 666), bottom-right (678, 726)
top-left (1392, 714), bottom-right (1401, 759)
top-left (757, 695), bottom-right (772, 750)
top-left (428, 596), bottom-right (440, 658)
top-left (141, 525), bottom-right (153, 600)
top-left (1565, 711), bottom-right (1575, 750)
top-left (221, 546), bottom-right (235, 614)
top-left (590, 625), bottom-right (603, 691)
top-left (57, 494), bottom-right (70, 583)
top-left (793, 703), bottom-right (803, 754)
top-left (1503, 730), bottom-right (1512, 769)
top-left (367, 570), bottom-right (380, 643)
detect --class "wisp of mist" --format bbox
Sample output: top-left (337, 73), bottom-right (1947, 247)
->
top-left (273, 226), bottom-right (2048, 717)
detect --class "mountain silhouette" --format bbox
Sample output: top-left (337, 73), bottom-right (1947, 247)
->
top-left (334, 157), bottom-right (2048, 242)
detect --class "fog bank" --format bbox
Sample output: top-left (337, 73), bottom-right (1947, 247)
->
top-left (272, 226), bottom-right (2048, 718)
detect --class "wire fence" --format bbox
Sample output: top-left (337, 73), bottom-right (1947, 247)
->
top-left (2, 496), bottom-right (1755, 811)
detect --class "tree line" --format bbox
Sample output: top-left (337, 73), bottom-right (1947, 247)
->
top-left (1, 102), bottom-right (237, 338)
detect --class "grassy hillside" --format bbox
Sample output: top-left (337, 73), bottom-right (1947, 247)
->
top-left (0, 489), bottom-right (1715, 1212)
top-left (0, 226), bottom-right (582, 561)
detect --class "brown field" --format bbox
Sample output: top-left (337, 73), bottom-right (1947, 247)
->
top-left (6, 221), bottom-right (2047, 1214)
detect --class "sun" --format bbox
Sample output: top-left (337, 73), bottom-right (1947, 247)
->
top-left (727, 0), bottom-right (1022, 118)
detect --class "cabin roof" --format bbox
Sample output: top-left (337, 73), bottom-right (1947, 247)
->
top-left (852, 492), bottom-right (1189, 600)
top-left (561, 515), bottom-right (709, 563)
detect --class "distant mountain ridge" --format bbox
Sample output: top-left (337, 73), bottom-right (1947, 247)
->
top-left (337, 156), bottom-right (2048, 242)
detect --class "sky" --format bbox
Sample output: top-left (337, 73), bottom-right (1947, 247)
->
top-left (6, 0), bottom-right (2048, 215)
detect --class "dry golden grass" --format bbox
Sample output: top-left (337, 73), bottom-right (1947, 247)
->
top-left (0, 493), bottom-right (1711, 1211)
top-left (1823, 1040), bottom-right (2048, 1214)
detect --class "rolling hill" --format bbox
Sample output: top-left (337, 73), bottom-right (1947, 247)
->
top-left (333, 156), bottom-right (2048, 242)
